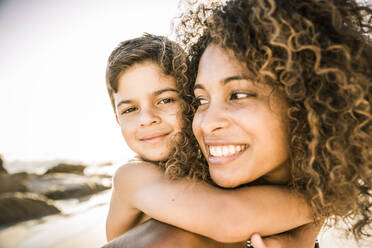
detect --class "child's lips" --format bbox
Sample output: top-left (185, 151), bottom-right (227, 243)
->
top-left (140, 133), bottom-right (169, 143)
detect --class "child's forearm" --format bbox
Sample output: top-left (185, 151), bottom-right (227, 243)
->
top-left (106, 162), bottom-right (155, 241)
top-left (133, 178), bottom-right (312, 243)
top-left (106, 186), bottom-right (142, 241)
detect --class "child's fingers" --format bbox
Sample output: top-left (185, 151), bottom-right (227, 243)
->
top-left (250, 233), bottom-right (267, 248)
top-left (251, 233), bottom-right (283, 248)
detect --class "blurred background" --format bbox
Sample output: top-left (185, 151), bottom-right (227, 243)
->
top-left (0, 0), bottom-right (179, 164)
top-left (0, 0), bottom-right (179, 247)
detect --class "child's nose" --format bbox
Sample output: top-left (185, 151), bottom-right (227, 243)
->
top-left (139, 109), bottom-right (161, 127)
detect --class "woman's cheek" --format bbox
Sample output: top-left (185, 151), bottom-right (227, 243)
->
top-left (192, 113), bottom-right (205, 149)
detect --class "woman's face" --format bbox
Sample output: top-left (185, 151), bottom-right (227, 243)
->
top-left (192, 44), bottom-right (290, 188)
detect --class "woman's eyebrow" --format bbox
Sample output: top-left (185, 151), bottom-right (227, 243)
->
top-left (194, 75), bottom-right (253, 90)
top-left (222, 75), bottom-right (253, 85)
top-left (193, 84), bottom-right (204, 90)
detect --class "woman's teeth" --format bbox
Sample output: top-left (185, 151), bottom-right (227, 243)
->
top-left (209, 145), bottom-right (247, 157)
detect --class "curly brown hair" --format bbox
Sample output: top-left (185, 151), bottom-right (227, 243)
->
top-left (172, 0), bottom-right (372, 241)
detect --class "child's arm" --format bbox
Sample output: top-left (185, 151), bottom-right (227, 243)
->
top-left (106, 161), bottom-right (162, 241)
top-left (250, 222), bottom-right (322, 248)
top-left (113, 161), bottom-right (313, 243)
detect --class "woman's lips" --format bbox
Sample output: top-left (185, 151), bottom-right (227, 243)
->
top-left (207, 144), bottom-right (248, 164)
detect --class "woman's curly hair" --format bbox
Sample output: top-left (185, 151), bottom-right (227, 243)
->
top-left (158, 41), bottom-right (210, 181)
top-left (172, 0), bottom-right (372, 241)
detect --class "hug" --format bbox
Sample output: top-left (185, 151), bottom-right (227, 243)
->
top-left (104, 0), bottom-right (372, 247)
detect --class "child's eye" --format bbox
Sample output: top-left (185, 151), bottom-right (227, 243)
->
top-left (158, 98), bottom-right (176, 105)
top-left (121, 107), bottom-right (137, 115)
top-left (195, 97), bottom-right (209, 106)
top-left (230, 92), bottom-right (257, 100)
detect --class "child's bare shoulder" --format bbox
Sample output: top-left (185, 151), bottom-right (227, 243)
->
top-left (113, 158), bottom-right (164, 192)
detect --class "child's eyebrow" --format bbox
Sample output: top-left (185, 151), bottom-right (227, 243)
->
top-left (116, 88), bottom-right (179, 108)
top-left (153, 88), bottom-right (178, 96)
top-left (116, 100), bottom-right (132, 108)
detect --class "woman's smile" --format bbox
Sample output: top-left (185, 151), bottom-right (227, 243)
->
top-left (207, 144), bottom-right (248, 164)
top-left (208, 144), bottom-right (248, 157)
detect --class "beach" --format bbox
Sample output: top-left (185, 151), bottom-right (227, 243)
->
top-left (0, 158), bottom-right (114, 248)
top-left (0, 191), bottom-right (109, 248)
top-left (0, 159), bottom-right (371, 248)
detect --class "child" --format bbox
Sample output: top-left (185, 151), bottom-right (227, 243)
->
top-left (105, 33), bottom-right (318, 246)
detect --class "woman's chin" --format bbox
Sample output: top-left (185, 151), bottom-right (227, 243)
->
top-left (210, 173), bottom-right (243, 189)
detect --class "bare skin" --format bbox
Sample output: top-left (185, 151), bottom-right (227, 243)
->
top-left (106, 161), bottom-right (312, 242)
top-left (102, 219), bottom-right (321, 248)
top-left (103, 219), bottom-right (243, 248)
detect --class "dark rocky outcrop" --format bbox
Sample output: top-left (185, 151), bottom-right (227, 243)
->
top-left (0, 170), bottom-right (111, 199)
top-left (0, 172), bottom-right (38, 194)
top-left (0, 159), bottom-right (113, 225)
top-left (0, 155), bottom-right (7, 174)
top-left (97, 161), bottom-right (113, 167)
top-left (26, 173), bottom-right (111, 200)
top-left (0, 192), bottom-right (60, 225)
top-left (44, 163), bottom-right (86, 175)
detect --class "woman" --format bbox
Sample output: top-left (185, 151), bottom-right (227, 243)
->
top-left (104, 0), bottom-right (372, 247)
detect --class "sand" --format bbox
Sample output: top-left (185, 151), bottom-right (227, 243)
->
top-left (0, 200), bottom-right (108, 248)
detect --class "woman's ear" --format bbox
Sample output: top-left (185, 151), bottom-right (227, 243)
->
top-left (115, 115), bottom-right (120, 125)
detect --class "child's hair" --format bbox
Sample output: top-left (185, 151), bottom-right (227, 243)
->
top-left (174, 0), bottom-right (372, 240)
top-left (107, 33), bottom-right (180, 113)
top-left (105, 33), bottom-right (209, 180)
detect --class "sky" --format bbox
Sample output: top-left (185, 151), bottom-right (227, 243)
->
top-left (0, 0), bottom-right (180, 164)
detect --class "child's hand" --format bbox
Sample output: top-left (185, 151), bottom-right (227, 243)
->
top-left (251, 233), bottom-right (282, 248)
top-left (250, 222), bottom-right (321, 248)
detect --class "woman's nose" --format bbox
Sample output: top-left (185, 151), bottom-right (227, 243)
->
top-left (139, 108), bottom-right (161, 127)
top-left (199, 104), bottom-right (229, 135)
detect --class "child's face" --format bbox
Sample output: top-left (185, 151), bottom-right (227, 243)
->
top-left (114, 61), bottom-right (182, 161)
top-left (192, 44), bottom-right (290, 188)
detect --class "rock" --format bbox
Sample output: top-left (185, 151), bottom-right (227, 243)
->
top-left (0, 172), bottom-right (38, 194)
top-left (97, 161), bottom-right (113, 167)
top-left (0, 155), bottom-right (7, 174)
top-left (44, 163), bottom-right (86, 175)
top-left (0, 192), bottom-right (60, 225)
top-left (26, 174), bottom-right (111, 200)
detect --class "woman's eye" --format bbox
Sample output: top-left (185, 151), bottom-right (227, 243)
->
top-left (158, 98), bottom-right (176, 105)
top-left (230, 92), bottom-right (257, 100)
top-left (195, 97), bottom-right (209, 106)
top-left (121, 107), bottom-right (137, 115)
